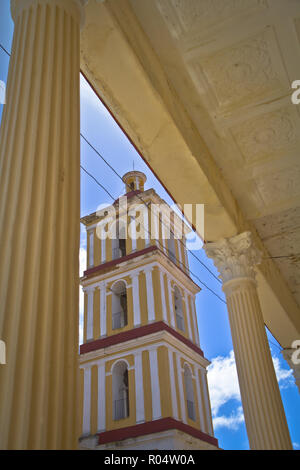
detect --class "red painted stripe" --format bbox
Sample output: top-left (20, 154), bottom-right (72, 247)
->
top-left (80, 321), bottom-right (204, 357)
top-left (83, 245), bottom-right (158, 277)
top-left (97, 417), bottom-right (218, 448)
top-left (83, 244), bottom-right (199, 291)
top-left (80, 71), bottom-right (201, 239)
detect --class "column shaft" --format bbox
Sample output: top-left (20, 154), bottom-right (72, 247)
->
top-left (134, 351), bottom-right (145, 423)
top-left (0, 0), bottom-right (83, 449)
top-left (97, 362), bottom-right (106, 432)
top-left (99, 282), bottom-right (107, 337)
top-left (132, 273), bottom-right (141, 327)
top-left (204, 232), bottom-right (292, 449)
top-left (149, 348), bottom-right (161, 420)
top-left (225, 279), bottom-right (292, 449)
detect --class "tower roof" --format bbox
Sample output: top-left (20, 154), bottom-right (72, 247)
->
top-left (122, 171), bottom-right (147, 193)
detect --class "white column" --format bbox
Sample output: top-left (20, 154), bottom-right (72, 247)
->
top-left (184, 292), bottom-right (193, 341)
top-left (176, 239), bottom-right (183, 268)
top-left (130, 214), bottom-right (137, 252)
top-left (0, 0), bottom-right (86, 449)
top-left (149, 348), bottom-right (161, 420)
top-left (195, 368), bottom-right (206, 432)
top-left (82, 367), bottom-right (91, 436)
top-left (168, 349), bottom-right (178, 420)
top-left (167, 277), bottom-right (176, 328)
top-left (161, 218), bottom-right (168, 254)
top-left (132, 272), bottom-right (141, 327)
top-left (145, 268), bottom-right (155, 323)
top-left (99, 282), bottom-right (107, 337)
top-left (88, 230), bottom-right (94, 267)
top-left (200, 369), bottom-right (214, 436)
top-left (191, 296), bottom-right (200, 346)
top-left (204, 231), bottom-right (292, 449)
top-left (159, 270), bottom-right (168, 324)
top-left (151, 204), bottom-right (159, 245)
top-left (143, 206), bottom-right (150, 246)
top-left (101, 238), bottom-right (106, 264)
top-left (97, 362), bottom-right (106, 432)
top-left (86, 287), bottom-right (94, 341)
top-left (176, 353), bottom-right (186, 423)
top-left (134, 351), bottom-right (145, 423)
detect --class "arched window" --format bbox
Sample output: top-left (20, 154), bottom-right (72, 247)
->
top-left (184, 365), bottom-right (196, 421)
top-left (112, 361), bottom-right (129, 420)
top-left (111, 280), bottom-right (128, 330)
top-left (174, 286), bottom-right (185, 332)
top-left (112, 221), bottom-right (126, 260)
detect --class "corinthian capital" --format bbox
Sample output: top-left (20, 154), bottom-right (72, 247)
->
top-left (204, 231), bottom-right (261, 284)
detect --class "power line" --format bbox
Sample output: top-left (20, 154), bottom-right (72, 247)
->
top-left (80, 133), bottom-right (222, 285)
top-left (0, 43), bottom-right (11, 57)
top-left (80, 165), bottom-right (115, 201)
top-left (1, 39), bottom-right (223, 291)
top-left (80, 164), bottom-right (226, 305)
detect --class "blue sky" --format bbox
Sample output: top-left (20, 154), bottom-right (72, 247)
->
top-left (1, 0), bottom-right (299, 451)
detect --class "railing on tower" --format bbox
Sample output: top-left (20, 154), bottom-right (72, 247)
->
top-left (176, 313), bottom-right (185, 332)
top-left (113, 398), bottom-right (129, 420)
top-left (112, 247), bottom-right (122, 260)
top-left (187, 400), bottom-right (196, 421)
top-left (112, 311), bottom-right (126, 330)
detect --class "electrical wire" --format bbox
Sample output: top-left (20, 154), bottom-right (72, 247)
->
top-left (80, 132), bottom-right (222, 285)
top-left (0, 40), bottom-right (224, 299)
top-left (80, 164), bottom-right (226, 304)
top-left (0, 43), bottom-right (11, 57)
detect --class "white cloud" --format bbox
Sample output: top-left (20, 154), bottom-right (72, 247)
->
top-left (293, 442), bottom-right (300, 449)
top-left (213, 407), bottom-right (245, 431)
top-left (272, 356), bottom-right (293, 388)
top-left (207, 350), bottom-right (241, 418)
top-left (207, 349), bottom-right (294, 431)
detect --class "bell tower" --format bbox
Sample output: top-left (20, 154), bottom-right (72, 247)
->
top-left (79, 171), bottom-right (218, 450)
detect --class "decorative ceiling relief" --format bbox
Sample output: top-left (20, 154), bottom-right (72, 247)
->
top-left (230, 108), bottom-right (298, 163)
top-left (255, 165), bottom-right (300, 207)
top-left (197, 30), bottom-right (286, 110)
top-left (156, 0), bottom-right (265, 39)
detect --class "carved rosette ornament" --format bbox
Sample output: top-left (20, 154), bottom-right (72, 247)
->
top-left (204, 231), bottom-right (261, 286)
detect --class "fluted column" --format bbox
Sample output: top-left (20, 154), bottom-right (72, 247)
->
top-left (0, 0), bottom-right (86, 449)
top-left (204, 232), bottom-right (292, 449)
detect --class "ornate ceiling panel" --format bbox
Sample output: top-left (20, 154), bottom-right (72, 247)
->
top-left (130, 0), bottom-right (300, 307)
top-left (230, 107), bottom-right (299, 164)
top-left (194, 29), bottom-right (287, 111)
top-left (156, 0), bottom-right (266, 39)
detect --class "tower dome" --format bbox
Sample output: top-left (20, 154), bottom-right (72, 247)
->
top-left (122, 171), bottom-right (147, 193)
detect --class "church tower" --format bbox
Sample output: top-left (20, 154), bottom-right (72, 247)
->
top-left (79, 171), bottom-right (218, 450)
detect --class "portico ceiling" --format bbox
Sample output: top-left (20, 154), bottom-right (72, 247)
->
top-left (81, 0), bottom-right (300, 345)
